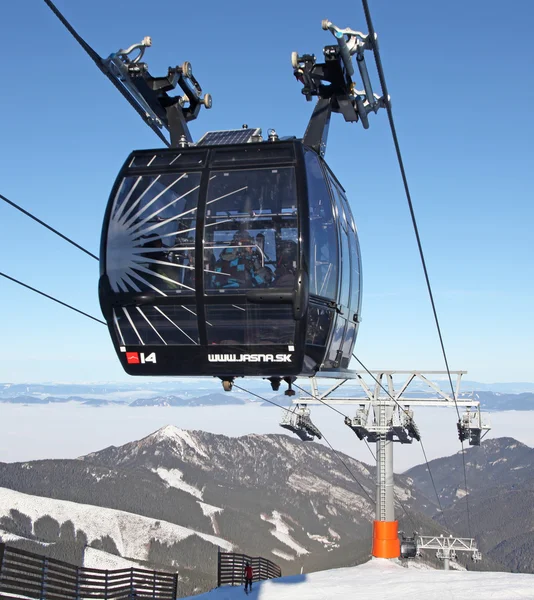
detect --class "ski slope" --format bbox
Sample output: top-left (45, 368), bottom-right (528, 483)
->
top-left (185, 558), bottom-right (534, 599)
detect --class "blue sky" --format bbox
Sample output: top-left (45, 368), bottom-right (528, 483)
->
top-left (0, 0), bottom-right (532, 383)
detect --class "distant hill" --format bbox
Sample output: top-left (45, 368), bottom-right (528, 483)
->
top-left (473, 391), bottom-right (534, 411)
top-left (0, 395), bottom-right (126, 406)
top-left (129, 393), bottom-right (247, 407)
top-left (405, 437), bottom-right (534, 572)
top-left (2, 383), bottom-right (534, 410)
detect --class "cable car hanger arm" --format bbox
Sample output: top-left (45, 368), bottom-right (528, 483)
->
top-left (293, 19), bottom-right (388, 156)
top-left (42, 0), bottom-right (212, 147)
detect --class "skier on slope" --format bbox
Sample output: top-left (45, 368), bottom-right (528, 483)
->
top-left (244, 561), bottom-right (253, 594)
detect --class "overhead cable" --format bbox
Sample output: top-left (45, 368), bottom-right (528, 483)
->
top-left (359, 0), bottom-right (471, 536)
top-left (0, 193), bottom-right (99, 261)
top-left (0, 271), bottom-right (106, 326)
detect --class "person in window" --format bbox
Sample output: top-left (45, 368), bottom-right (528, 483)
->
top-left (244, 562), bottom-right (253, 594)
top-left (212, 229), bottom-right (273, 289)
top-left (274, 240), bottom-right (297, 287)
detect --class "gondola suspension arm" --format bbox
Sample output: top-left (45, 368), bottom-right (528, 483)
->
top-left (42, 0), bottom-right (212, 146)
top-left (293, 19), bottom-right (388, 156)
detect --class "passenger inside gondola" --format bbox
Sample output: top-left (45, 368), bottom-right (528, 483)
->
top-left (210, 228), bottom-right (275, 289)
top-left (274, 239), bottom-right (297, 287)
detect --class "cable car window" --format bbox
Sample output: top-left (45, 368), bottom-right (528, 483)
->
top-left (325, 315), bottom-right (346, 368)
top-left (349, 231), bottom-right (362, 317)
top-left (204, 167), bottom-right (298, 293)
top-left (112, 306), bottom-right (199, 345)
top-left (330, 181), bottom-right (349, 234)
top-left (129, 151), bottom-right (206, 169)
top-left (329, 179), bottom-right (352, 309)
top-left (306, 305), bottom-right (334, 346)
top-left (339, 231), bottom-right (352, 310)
top-left (304, 150), bottom-right (339, 301)
top-left (106, 172), bottom-right (201, 295)
top-left (206, 305), bottom-right (294, 345)
top-left (344, 196), bottom-right (357, 233)
top-left (341, 322), bottom-right (356, 367)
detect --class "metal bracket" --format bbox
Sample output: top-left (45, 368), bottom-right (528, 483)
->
top-left (103, 42), bottom-right (212, 145)
top-left (293, 19), bottom-right (387, 155)
top-left (280, 404), bottom-right (322, 441)
top-left (42, 0), bottom-right (212, 147)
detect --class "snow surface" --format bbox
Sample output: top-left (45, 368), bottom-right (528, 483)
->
top-left (183, 558), bottom-right (534, 599)
top-left (261, 512), bottom-right (308, 557)
top-left (0, 487), bottom-right (234, 559)
top-left (0, 528), bottom-right (48, 545)
top-left (198, 501), bottom-right (223, 535)
top-left (271, 549), bottom-right (294, 561)
top-left (83, 547), bottom-right (144, 570)
top-left (152, 467), bottom-right (204, 499)
top-left (198, 501), bottom-right (223, 517)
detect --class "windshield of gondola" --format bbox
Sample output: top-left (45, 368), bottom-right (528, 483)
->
top-left (204, 167), bottom-right (298, 293)
top-left (106, 172), bottom-right (201, 296)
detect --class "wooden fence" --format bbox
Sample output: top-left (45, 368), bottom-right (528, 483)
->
top-left (217, 549), bottom-right (281, 587)
top-left (0, 544), bottom-right (178, 600)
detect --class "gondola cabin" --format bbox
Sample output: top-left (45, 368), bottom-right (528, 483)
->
top-left (47, 12), bottom-right (387, 390)
top-left (400, 534), bottom-right (418, 559)
top-left (99, 135), bottom-right (362, 386)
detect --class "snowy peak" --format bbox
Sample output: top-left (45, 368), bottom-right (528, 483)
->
top-left (144, 426), bottom-right (210, 458)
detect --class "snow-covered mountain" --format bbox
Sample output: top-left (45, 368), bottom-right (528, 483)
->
top-left (0, 426), bottom-right (443, 595)
top-left (406, 437), bottom-right (534, 572)
top-left (1, 427), bottom-right (528, 596)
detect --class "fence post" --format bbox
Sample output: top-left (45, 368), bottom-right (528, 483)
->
top-left (75, 566), bottom-right (80, 600)
top-left (40, 556), bottom-right (48, 600)
top-left (153, 570), bottom-right (156, 599)
top-left (0, 543), bottom-right (5, 578)
top-left (172, 572), bottom-right (178, 599)
top-left (105, 570), bottom-right (108, 600)
top-left (129, 568), bottom-right (134, 600)
top-left (216, 547), bottom-right (221, 588)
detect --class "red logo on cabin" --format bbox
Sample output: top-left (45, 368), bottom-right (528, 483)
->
top-left (126, 352), bottom-right (140, 364)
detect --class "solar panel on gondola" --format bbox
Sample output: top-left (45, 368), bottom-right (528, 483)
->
top-left (197, 129), bottom-right (262, 146)
top-left (44, 1), bottom-right (386, 393)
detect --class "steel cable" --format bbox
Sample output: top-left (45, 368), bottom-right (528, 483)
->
top-left (1, 193), bottom-right (98, 261)
top-left (0, 271), bottom-right (106, 325)
top-left (359, 0), bottom-right (472, 536)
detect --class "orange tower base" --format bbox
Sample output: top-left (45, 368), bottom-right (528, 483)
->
top-left (372, 520), bottom-right (400, 558)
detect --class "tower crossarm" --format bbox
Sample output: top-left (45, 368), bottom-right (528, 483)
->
top-left (295, 371), bottom-right (473, 407)
top-left (417, 535), bottom-right (479, 553)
